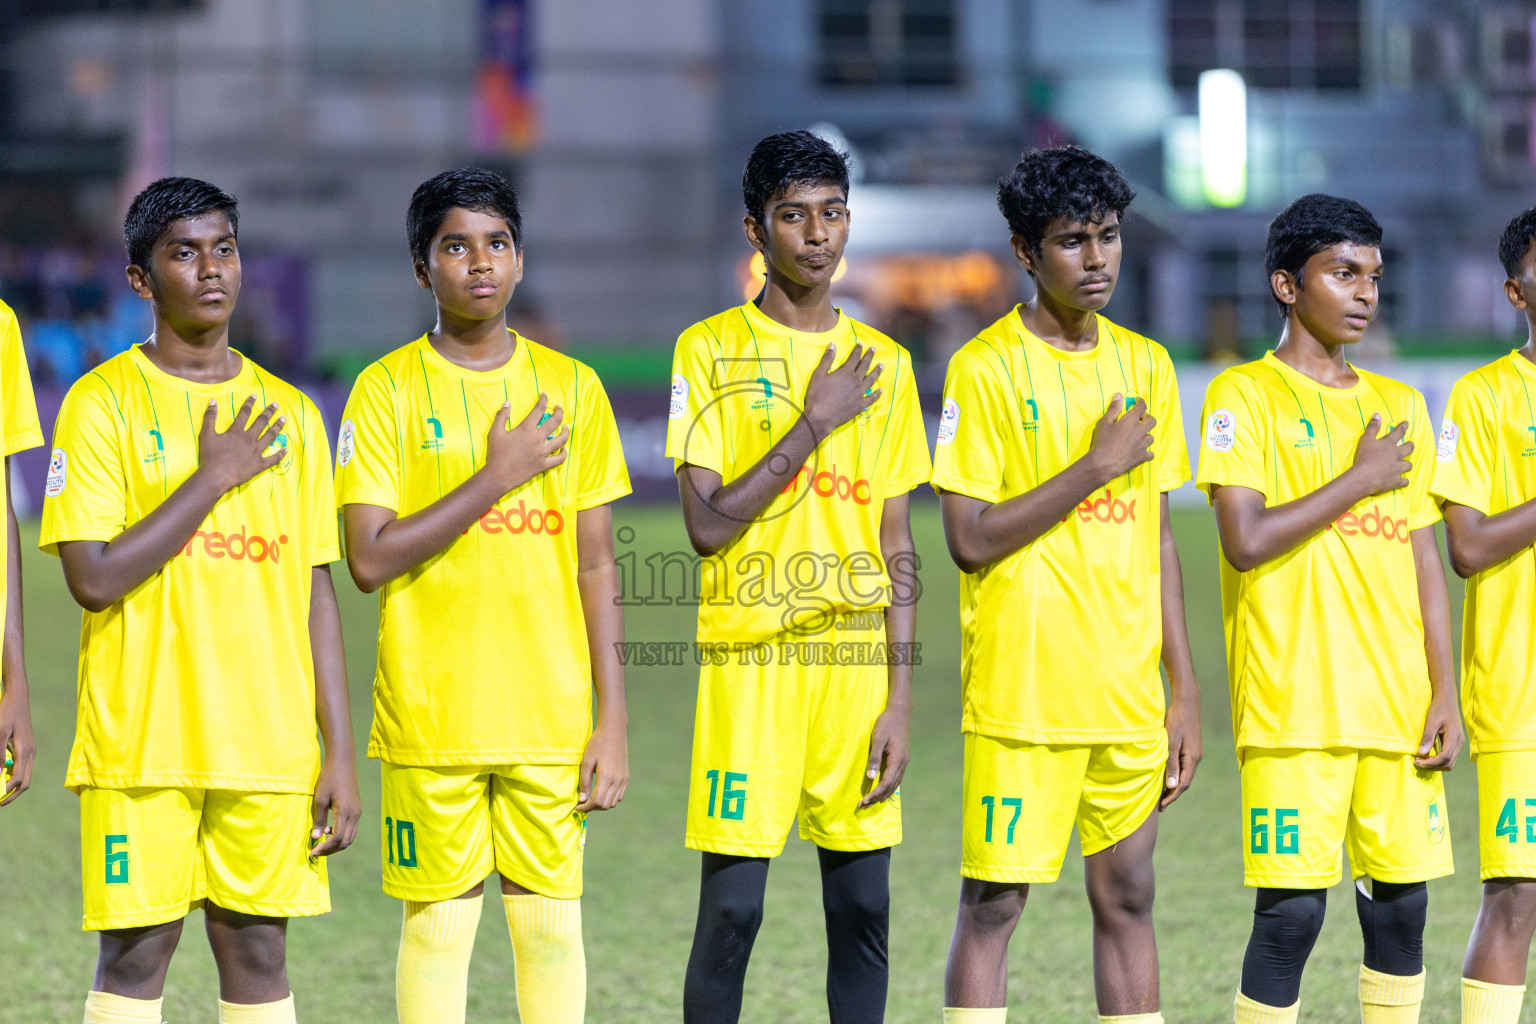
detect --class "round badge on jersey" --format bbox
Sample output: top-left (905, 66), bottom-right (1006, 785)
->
top-left (936, 397), bottom-right (959, 445)
top-left (669, 374), bottom-right (689, 421)
top-left (45, 448), bottom-right (66, 496)
top-left (1205, 409), bottom-right (1236, 452)
top-left (337, 419), bottom-right (356, 467)
top-left (1436, 419), bottom-right (1458, 462)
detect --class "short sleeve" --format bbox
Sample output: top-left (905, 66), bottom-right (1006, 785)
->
top-left (1194, 370), bottom-right (1267, 501)
top-left (334, 366), bottom-right (402, 512)
top-left (572, 366), bottom-right (632, 510)
top-left (875, 348), bottom-right (931, 498)
top-left (298, 398), bottom-right (341, 565)
top-left (39, 380), bottom-right (126, 556)
top-left (1151, 351), bottom-right (1192, 494)
top-left (663, 326), bottom-right (724, 475)
top-left (0, 308), bottom-right (41, 456)
top-left (929, 347), bottom-right (1009, 504)
top-left (1430, 375), bottom-right (1494, 517)
top-left (1405, 390), bottom-right (1441, 531)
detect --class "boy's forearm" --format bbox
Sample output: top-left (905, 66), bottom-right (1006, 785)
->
top-left (345, 471), bottom-right (514, 590)
top-left (1216, 471), bottom-right (1370, 571)
top-left (4, 470), bottom-right (27, 688)
top-left (1158, 495), bottom-right (1200, 697)
top-left (681, 415), bottom-right (821, 554)
top-left (1443, 499), bottom-right (1536, 577)
top-left (577, 559), bottom-right (628, 729)
top-left (308, 566), bottom-right (355, 757)
top-left (945, 456), bottom-right (1108, 572)
top-left (61, 468), bottom-right (229, 610)
top-left (1412, 527), bottom-right (1457, 700)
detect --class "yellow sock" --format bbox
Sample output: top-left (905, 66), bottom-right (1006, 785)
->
top-left (1100, 1015), bottom-right (1165, 1023)
top-left (1463, 977), bottom-right (1525, 1024)
top-left (505, 894), bottom-right (585, 1024)
top-left (1235, 990), bottom-right (1300, 1024)
top-left (397, 896), bottom-right (484, 1024)
top-left (1359, 966), bottom-right (1426, 1024)
top-left (217, 994), bottom-right (296, 1023)
top-left (942, 1009), bottom-right (1007, 1023)
top-left (83, 991), bottom-right (163, 1024)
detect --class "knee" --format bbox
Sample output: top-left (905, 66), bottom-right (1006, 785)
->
top-left (1088, 870), bottom-right (1156, 926)
top-left (824, 877), bottom-right (889, 926)
top-left (1358, 880), bottom-right (1427, 974)
top-left (1482, 880), bottom-right (1536, 934)
top-left (98, 924), bottom-right (181, 988)
top-left (1255, 888), bottom-right (1328, 950)
top-left (216, 929), bottom-right (287, 982)
top-left (705, 890), bottom-right (764, 941)
top-left (957, 882), bottom-right (1027, 936)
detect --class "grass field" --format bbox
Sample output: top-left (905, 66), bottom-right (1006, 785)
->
top-left (2, 502), bottom-right (1485, 1023)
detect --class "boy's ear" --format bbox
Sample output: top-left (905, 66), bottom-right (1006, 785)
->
top-left (125, 263), bottom-right (154, 300)
top-left (742, 215), bottom-right (767, 252)
top-left (412, 257), bottom-right (432, 291)
top-left (1270, 269), bottom-right (1299, 314)
top-left (1505, 276), bottom-right (1529, 312)
top-left (1010, 234), bottom-right (1036, 277)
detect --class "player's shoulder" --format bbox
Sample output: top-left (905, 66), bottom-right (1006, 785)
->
top-left (949, 311), bottom-right (1020, 374)
top-left (0, 298), bottom-right (17, 335)
top-left (1448, 352), bottom-right (1518, 407)
top-left (246, 357), bottom-right (323, 423)
top-left (1098, 315), bottom-right (1176, 370)
top-left (1206, 357), bottom-right (1270, 400)
top-left (1354, 365), bottom-right (1427, 411)
top-left (523, 335), bottom-right (600, 392)
top-left (69, 349), bottom-right (137, 399)
top-left (676, 307), bottom-right (741, 353)
top-left (845, 316), bottom-right (913, 366)
top-left (356, 336), bottom-right (427, 391)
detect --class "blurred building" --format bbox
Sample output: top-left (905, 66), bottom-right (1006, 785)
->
top-left (3, 0), bottom-right (1536, 375)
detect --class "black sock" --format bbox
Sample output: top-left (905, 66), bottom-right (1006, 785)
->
top-left (683, 852), bottom-right (770, 1024)
top-left (1239, 887), bottom-right (1328, 1007)
top-left (819, 846), bottom-right (891, 1024)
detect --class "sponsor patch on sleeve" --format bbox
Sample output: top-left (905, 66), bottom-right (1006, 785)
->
top-left (337, 419), bottom-right (356, 467)
top-left (44, 448), bottom-right (66, 496)
top-left (936, 397), bottom-right (959, 445)
top-left (669, 374), bottom-right (689, 421)
top-left (1204, 409), bottom-right (1236, 452)
top-left (1436, 419), bottom-right (1458, 462)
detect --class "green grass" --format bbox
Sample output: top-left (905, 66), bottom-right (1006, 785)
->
top-left (2, 505), bottom-right (1484, 1022)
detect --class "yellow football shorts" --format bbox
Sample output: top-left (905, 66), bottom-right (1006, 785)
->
top-left (79, 787), bottom-right (327, 931)
top-left (380, 762), bottom-right (585, 901)
top-left (960, 733), bottom-right (1167, 884)
top-left (1474, 750), bottom-right (1536, 881)
top-left (1240, 748), bottom-right (1453, 888)
top-left (685, 620), bottom-right (900, 857)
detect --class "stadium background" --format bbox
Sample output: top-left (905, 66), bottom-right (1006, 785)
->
top-left (0, 0), bottom-right (1517, 1020)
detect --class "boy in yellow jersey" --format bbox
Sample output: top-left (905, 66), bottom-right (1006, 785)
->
top-left (42, 177), bottom-right (359, 1024)
top-left (668, 131), bottom-right (930, 1024)
top-left (1438, 206), bottom-right (1536, 1024)
top-left (0, 300), bottom-right (43, 806)
top-left (935, 146), bottom-right (1200, 1024)
top-left (335, 167), bottom-right (630, 1024)
top-left (1197, 194), bottom-right (1461, 1024)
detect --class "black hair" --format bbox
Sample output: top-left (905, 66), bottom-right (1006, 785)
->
top-left (742, 130), bottom-right (850, 224)
top-left (1499, 206), bottom-right (1536, 278)
top-left (407, 166), bottom-right (523, 265)
top-left (996, 146), bottom-right (1135, 263)
top-left (1264, 194), bottom-right (1382, 316)
top-left (124, 177), bottom-right (239, 271)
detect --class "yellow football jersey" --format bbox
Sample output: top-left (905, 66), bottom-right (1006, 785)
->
top-left (1195, 352), bottom-right (1439, 754)
top-left (335, 333), bottom-right (631, 766)
top-left (930, 309), bottom-right (1190, 744)
top-left (0, 303), bottom-right (43, 676)
top-left (40, 345), bottom-right (338, 793)
top-left (1431, 352), bottom-right (1536, 756)
top-left (662, 303), bottom-right (931, 645)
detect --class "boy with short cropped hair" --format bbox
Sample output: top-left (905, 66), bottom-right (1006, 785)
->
top-left (1197, 194), bottom-right (1460, 1024)
top-left (1437, 205), bottom-right (1536, 1024)
top-left (44, 176), bottom-right (359, 1024)
top-left (934, 145), bottom-right (1200, 1024)
top-left (0, 299), bottom-right (43, 809)
top-left (336, 166), bottom-right (630, 1024)
top-left (667, 130), bottom-right (931, 1024)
